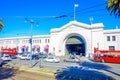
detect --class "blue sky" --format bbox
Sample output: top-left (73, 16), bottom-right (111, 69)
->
top-left (0, 0), bottom-right (120, 38)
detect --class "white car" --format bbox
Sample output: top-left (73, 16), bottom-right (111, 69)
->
top-left (16, 54), bottom-right (23, 58)
top-left (44, 56), bottom-right (60, 63)
top-left (20, 54), bottom-right (32, 60)
top-left (20, 54), bottom-right (28, 60)
top-left (25, 54), bottom-right (31, 60)
top-left (1, 55), bottom-right (11, 61)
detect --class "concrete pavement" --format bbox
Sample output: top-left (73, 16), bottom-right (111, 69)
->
top-left (1, 57), bottom-right (120, 80)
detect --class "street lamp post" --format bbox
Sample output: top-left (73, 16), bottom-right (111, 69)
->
top-left (29, 20), bottom-right (34, 66)
top-left (24, 18), bottom-right (39, 67)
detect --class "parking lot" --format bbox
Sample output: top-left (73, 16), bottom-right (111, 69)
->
top-left (6, 56), bottom-right (80, 69)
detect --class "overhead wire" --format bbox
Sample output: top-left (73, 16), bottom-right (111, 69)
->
top-left (74, 9), bottom-right (107, 16)
top-left (0, 2), bottom-right (108, 19)
top-left (75, 2), bottom-right (106, 13)
top-left (55, 2), bottom-right (108, 18)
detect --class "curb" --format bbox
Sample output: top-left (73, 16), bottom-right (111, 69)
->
top-left (2, 64), bottom-right (56, 77)
top-left (19, 66), bottom-right (56, 77)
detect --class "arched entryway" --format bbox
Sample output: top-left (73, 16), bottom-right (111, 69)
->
top-left (65, 34), bottom-right (86, 56)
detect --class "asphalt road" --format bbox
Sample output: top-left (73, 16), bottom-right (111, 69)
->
top-left (3, 57), bottom-right (120, 79)
top-left (8, 58), bottom-right (80, 69)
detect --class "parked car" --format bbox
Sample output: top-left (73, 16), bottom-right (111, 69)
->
top-left (63, 56), bottom-right (80, 63)
top-left (32, 54), bottom-right (39, 60)
top-left (16, 54), bottom-right (23, 58)
top-left (26, 54), bottom-right (39, 60)
top-left (44, 56), bottom-right (60, 63)
top-left (0, 59), bottom-right (3, 66)
top-left (39, 53), bottom-right (48, 58)
top-left (1, 55), bottom-right (11, 61)
top-left (20, 54), bottom-right (29, 60)
top-left (20, 54), bottom-right (39, 60)
top-left (10, 55), bottom-right (17, 59)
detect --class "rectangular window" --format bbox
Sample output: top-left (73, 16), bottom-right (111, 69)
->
top-left (35, 40), bottom-right (37, 43)
top-left (33, 40), bottom-right (34, 43)
top-left (109, 46), bottom-right (115, 50)
top-left (112, 36), bottom-right (116, 41)
top-left (39, 39), bottom-right (41, 43)
top-left (45, 39), bottom-right (47, 43)
top-left (37, 40), bottom-right (39, 43)
top-left (48, 39), bottom-right (50, 43)
top-left (107, 36), bottom-right (110, 41)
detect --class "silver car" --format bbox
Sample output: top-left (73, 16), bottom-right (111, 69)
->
top-left (63, 56), bottom-right (80, 63)
top-left (44, 56), bottom-right (60, 63)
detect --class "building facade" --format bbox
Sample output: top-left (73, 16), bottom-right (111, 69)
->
top-left (0, 21), bottom-right (120, 57)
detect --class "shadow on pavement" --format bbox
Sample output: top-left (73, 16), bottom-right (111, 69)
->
top-left (0, 66), bottom-right (18, 80)
top-left (80, 62), bottom-right (111, 70)
top-left (55, 66), bottom-right (115, 80)
top-left (80, 62), bottom-right (120, 77)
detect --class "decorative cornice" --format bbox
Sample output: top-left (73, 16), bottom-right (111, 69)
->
top-left (50, 20), bottom-right (104, 33)
top-left (0, 35), bottom-right (50, 40)
top-left (104, 29), bottom-right (120, 34)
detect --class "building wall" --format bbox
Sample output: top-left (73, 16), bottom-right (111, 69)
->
top-left (50, 21), bottom-right (91, 56)
top-left (49, 21), bottom-right (105, 56)
top-left (0, 35), bottom-right (50, 53)
top-left (0, 21), bottom-right (120, 57)
top-left (103, 29), bottom-right (120, 50)
top-left (92, 26), bottom-right (104, 50)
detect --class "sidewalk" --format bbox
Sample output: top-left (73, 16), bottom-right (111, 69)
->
top-left (20, 66), bottom-right (56, 76)
top-left (1, 64), bottom-right (55, 80)
top-left (2, 63), bottom-right (56, 77)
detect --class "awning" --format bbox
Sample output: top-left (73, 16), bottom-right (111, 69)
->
top-left (44, 44), bottom-right (49, 49)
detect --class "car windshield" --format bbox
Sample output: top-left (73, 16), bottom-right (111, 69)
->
top-left (69, 57), bottom-right (75, 59)
top-left (5, 56), bottom-right (10, 57)
top-left (48, 57), bottom-right (54, 59)
top-left (22, 55), bottom-right (27, 57)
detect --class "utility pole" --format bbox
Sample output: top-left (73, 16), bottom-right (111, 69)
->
top-left (90, 17), bottom-right (93, 55)
top-left (30, 20), bottom-right (34, 67)
top-left (24, 18), bottom-right (39, 67)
